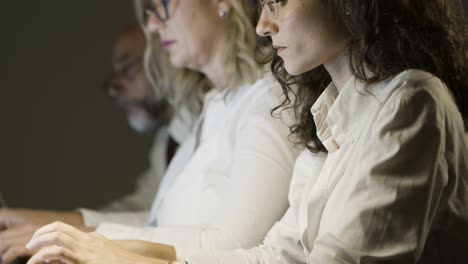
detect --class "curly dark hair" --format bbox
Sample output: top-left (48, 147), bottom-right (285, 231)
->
top-left (272, 0), bottom-right (468, 153)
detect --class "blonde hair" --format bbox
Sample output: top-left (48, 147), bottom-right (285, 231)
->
top-left (133, 0), bottom-right (270, 102)
top-left (224, 0), bottom-right (272, 89)
top-left (133, 0), bottom-right (211, 123)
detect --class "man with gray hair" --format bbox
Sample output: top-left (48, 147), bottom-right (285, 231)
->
top-left (0, 23), bottom-right (183, 264)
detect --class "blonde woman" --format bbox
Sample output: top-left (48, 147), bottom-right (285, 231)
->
top-left (78, 7), bottom-right (213, 228)
top-left (90, 0), bottom-right (300, 248)
top-left (0, 12), bottom-right (210, 264)
top-left (79, 3), bottom-right (213, 229)
top-left (23, 0), bottom-right (301, 263)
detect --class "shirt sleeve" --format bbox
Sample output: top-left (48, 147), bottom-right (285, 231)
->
top-left (80, 210), bottom-right (150, 228)
top-left (98, 115), bottom-right (300, 249)
top-left (96, 209), bottom-right (305, 264)
top-left (307, 87), bottom-right (446, 263)
top-left (172, 150), bottom-right (328, 264)
top-left (184, 116), bottom-right (300, 249)
top-left (172, 207), bottom-right (305, 264)
top-left (79, 129), bottom-right (169, 228)
top-left (102, 129), bottom-right (168, 211)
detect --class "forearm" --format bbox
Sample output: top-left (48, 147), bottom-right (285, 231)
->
top-left (174, 245), bottom-right (287, 264)
top-left (113, 248), bottom-right (172, 264)
top-left (51, 210), bottom-right (84, 226)
top-left (113, 240), bottom-right (177, 261)
top-left (11, 209), bottom-right (85, 226)
top-left (101, 171), bottom-right (159, 212)
top-left (97, 222), bottom-right (243, 250)
top-left (80, 209), bottom-right (149, 228)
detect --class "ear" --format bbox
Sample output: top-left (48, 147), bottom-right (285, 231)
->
top-left (217, 0), bottom-right (232, 16)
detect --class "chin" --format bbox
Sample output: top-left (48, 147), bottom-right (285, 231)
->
top-left (283, 62), bottom-right (308, 76)
top-left (169, 56), bottom-right (185, 69)
top-left (284, 58), bottom-right (321, 76)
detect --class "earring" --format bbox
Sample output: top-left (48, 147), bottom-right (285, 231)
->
top-left (345, 0), bottom-right (352, 15)
top-left (219, 10), bottom-right (227, 18)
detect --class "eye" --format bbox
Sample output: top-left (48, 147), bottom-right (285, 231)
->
top-left (144, 1), bottom-right (156, 12)
top-left (144, 1), bottom-right (156, 20)
top-left (271, 0), bottom-right (287, 5)
top-left (120, 58), bottom-right (142, 79)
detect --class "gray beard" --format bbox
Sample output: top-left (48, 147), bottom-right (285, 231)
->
top-left (127, 110), bottom-right (159, 134)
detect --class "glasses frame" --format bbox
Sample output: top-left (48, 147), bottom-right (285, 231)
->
top-left (102, 56), bottom-right (144, 94)
top-left (144, 0), bottom-right (171, 22)
top-left (261, 0), bottom-right (284, 19)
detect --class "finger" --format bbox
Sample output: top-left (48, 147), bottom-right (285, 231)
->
top-left (0, 210), bottom-right (5, 230)
top-left (26, 231), bottom-right (77, 252)
top-left (0, 225), bottom-right (36, 240)
top-left (0, 226), bottom-right (37, 256)
top-left (26, 246), bottom-right (76, 264)
top-left (31, 222), bottom-right (81, 241)
top-left (0, 227), bottom-right (22, 239)
top-left (1, 246), bottom-right (33, 264)
top-left (48, 261), bottom-right (65, 264)
top-left (0, 210), bottom-right (23, 230)
top-left (0, 221), bottom-right (6, 232)
top-left (0, 209), bottom-right (7, 231)
top-left (0, 232), bottom-right (13, 256)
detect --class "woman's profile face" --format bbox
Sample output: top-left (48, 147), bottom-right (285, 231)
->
top-left (256, 0), bottom-right (349, 75)
top-left (147, 0), bottom-right (227, 70)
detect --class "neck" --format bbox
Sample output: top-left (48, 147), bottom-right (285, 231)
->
top-left (324, 52), bottom-right (353, 93)
top-left (201, 58), bottom-right (228, 90)
top-left (200, 40), bottom-right (229, 90)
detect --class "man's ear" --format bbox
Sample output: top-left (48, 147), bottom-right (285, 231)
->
top-left (216, 0), bottom-right (232, 16)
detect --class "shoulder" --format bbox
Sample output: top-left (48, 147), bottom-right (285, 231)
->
top-left (366, 70), bottom-right (462, 138)
top-left (235, 73), bottom-right (284, 107)
top-left (336, 70), bottom-right (461, 141)
top-left (333, 70), bottom-right (449, 138)
top-left (365, 70), bottom-right (448, 108)
top-left (344, 70), bottom-right (454, 124)
top-left (230, 73), bottom-right (294, 125)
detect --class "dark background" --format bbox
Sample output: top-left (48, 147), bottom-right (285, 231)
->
top-left (0, 1), bottom-right (153, 209)
top-left (1, 1), bottom-right (468, 210)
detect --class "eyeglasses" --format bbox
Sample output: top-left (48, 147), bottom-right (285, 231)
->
top-left (102, 57), bottom-right (143, 94)
top-left (260, 0), bottom-right (285, 19)
top-left (143, 0), bottom-right (172, 22)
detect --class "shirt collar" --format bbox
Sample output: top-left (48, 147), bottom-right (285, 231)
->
top-left (310, 75), bottom-right (355, 152)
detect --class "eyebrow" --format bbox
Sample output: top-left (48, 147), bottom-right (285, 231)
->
top-left (116, 54), bottom-right (132, 64)
top-left (116, 54), bottom-right (143, 65)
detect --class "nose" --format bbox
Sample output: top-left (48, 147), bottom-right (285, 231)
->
top-left (108, 75), bottom-right (124, 97)
top-left (146, 14), bottom-right (165, 33)
top-left (256, 8), bottom-right (278, 37)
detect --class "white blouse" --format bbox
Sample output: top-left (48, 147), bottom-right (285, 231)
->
top-left (96, 74), bottom-right (302, 250)
top-left (79, 107), bottom-right (195, 228)
top-left (177, 69), bottom-right (468, 263)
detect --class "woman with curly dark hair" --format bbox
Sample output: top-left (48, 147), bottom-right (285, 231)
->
top-left (254, 0), bottom-right (468, 263)
top-left (169, 0), bottom-right (466, 263)
top-left (21, 0), bottom-right (468, 264)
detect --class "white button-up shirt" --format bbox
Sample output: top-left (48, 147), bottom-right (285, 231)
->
top-left (177, 69), bottom-right (468, 263)
top-left (96, 74), bottom-right (302, 250)
top-left (78, 107), bottom-right (195, 228)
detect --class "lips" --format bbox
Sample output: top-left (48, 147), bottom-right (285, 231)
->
top-left (162, 40), bottom-right (176, 49)
top-left (273, 45), bottom-right (287, 54)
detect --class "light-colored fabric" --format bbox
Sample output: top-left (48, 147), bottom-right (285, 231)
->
top-left (80, 108), bottom-right (195, 228)
top-left (102, 129), bottom-right (170, 212)
top-left (79, 128), bottom-right (169, 228)
top-left (169, 104), bottom-right (197, 145)
top-left (97, 73), bottom-right (302, 251)
top-left (178, 69), bottom-right (468, 264)
top-left (79, 210), bottom-right (150, 228)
